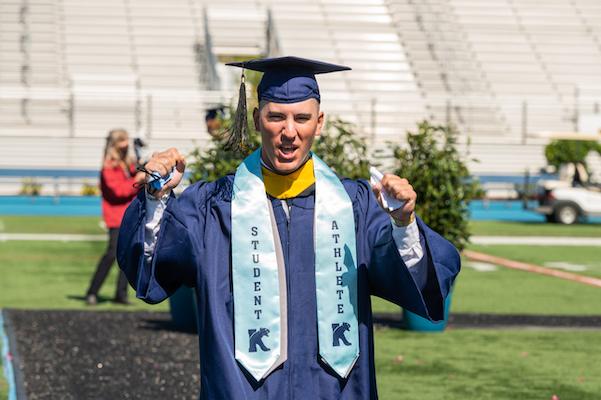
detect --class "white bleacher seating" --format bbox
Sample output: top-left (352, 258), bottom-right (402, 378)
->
top-left (1, 0), bottom-right (601, 177)
top-left (263, 0), bottom-right (428, 140)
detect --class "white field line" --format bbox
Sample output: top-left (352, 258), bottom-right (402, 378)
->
top-left (464, 250), bottom-right (601, 288)
top-left (544, 262), bottom-right (590, 272)
top-left (464, 261), bottom-right (499, 272)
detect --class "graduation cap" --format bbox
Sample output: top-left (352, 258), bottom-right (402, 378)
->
top-left (224, 56), bottom-right (351, 152)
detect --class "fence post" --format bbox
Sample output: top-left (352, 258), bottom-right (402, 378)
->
top-left (522, 169), bottom-right (530, 210)
top-left (53, 177), bottom-right (59, 204)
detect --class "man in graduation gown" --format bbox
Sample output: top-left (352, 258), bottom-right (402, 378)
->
top-left (117, 56), bottom-right (460, 399)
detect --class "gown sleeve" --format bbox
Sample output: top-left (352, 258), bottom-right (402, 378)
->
top-left (357, 180), bottom-right (461, 322)
top-left (116, 182), bottom-right (207, 304)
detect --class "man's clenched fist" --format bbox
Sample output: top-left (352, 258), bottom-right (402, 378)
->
top-left (144, 148), bottom-right (186, 198)
top-left (371, 174), bottom-right (417, 226)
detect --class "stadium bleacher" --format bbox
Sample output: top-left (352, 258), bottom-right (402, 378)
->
top-left (268, 0), bottom-right (428, 141)
top-left (1, 0), bottom-right (600, 185)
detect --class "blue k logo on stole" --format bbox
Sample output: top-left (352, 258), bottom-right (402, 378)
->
top-left (232, 149), bottom-right (359, 381)
top-left (248, 328), bottom-right (271, 352)
top-left (331, 323), bottom-right (352, 347)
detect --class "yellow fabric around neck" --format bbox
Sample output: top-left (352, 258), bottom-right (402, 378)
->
top-left (262, 158), bottom-right (315, 199)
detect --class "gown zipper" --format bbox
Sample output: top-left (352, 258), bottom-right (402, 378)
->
top-left (285, 199), bottom-right (293, 400)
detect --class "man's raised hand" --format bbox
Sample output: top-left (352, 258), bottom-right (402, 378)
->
top-left (371, 173), bottom-right (417, 226)
top-left (144, 148), bottom-right (186, 198)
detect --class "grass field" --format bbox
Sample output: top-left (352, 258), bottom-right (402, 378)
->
top-left (1, 216), bottom-right (601, 399)
top-left (469, 220), bottom-right (601, 237)
top-left (372, 260), bottom-right (601, 315)
top-left (2, 216), bottom-right (601, 237)
top-left (468, 244), bottom-right (601, 279)
top-left (1, 216), bottom-right (599, 316)
top-left (2, 239), bottom-right (599, 316)
top-left (0, 241), bottom-right (166, 312)
top-left (0, 216), bottom-right (104, 235)
top-left (375, 327), bottom-right (601, 399)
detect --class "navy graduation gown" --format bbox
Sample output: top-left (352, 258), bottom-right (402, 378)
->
top-left (117, 176), bottom-right (460, 400)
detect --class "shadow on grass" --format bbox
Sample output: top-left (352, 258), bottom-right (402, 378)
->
top-left (66, 294), bottom-right (116, 305)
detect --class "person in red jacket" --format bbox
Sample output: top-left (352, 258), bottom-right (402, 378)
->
top-left (86, 129), bottom-right (146, 305)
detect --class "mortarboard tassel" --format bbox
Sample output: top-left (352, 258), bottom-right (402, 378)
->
top-left (224, 71), bottom-right (249, 153)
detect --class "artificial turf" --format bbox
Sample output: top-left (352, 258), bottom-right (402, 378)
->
top-left (0, 215), bottom-right (104, 235)
top-left (0, 241), bottom-right (167, 312)
top-left (371, 262), bottom-right (601, 316)
top-left (2, 216), bottom-right (601, 237)
top-left (468, 244), bottom-right (601, 279)
top-left (1, 216), bottom-right (600, 398)
top-left (374, 327), bottom-right (601, 399)
top-left (469, 220), bottom-right (601, 237)
top-left (2, 239), bottom-right (598, 317)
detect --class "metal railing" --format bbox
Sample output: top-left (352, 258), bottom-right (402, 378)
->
top-left (0, 86), bottom-right (231, 139)
top-left (2, 87), bottom-right (600, 144)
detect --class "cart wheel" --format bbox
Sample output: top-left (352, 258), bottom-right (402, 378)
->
top-left (554, 204), bottom-right (579, 225)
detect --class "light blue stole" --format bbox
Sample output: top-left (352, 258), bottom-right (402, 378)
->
top-left (231, 148), bottom-right (359, 381)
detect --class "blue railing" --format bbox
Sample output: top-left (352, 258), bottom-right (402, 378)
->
top-left (0, 196), bottom-right (542, 221)
top-left (0, 169), bottom-right (99, 178)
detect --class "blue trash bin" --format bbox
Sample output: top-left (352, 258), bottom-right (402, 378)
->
top-left (169, 286), bottom-right (198, 333)
top-left (403, 288), bottom-right (453, 332)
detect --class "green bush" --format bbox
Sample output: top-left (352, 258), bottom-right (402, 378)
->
top-left (81, 181), bottom-right (100, 196)
top-left (19, 178), bottom-right (42, 196)
top-left (544, 139), bottom-right (601, 169)
top-left (313, 117), bottom-right (369, 180)
top-left (392, 121), bottom-right (480, 251)
top-left (187, 70), bottom-right (262, 183)
top-left (187, 126), bottom-right (259, 183)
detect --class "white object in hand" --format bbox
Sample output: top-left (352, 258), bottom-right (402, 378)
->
top-left (369, 166), bottom-right (405, 212)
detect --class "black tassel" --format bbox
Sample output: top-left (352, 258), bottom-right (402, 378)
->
top-left (224, 72), bottom-right (249, 153)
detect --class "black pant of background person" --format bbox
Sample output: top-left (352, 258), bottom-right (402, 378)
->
top-left (86, 228), bottom-right (129, 305)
